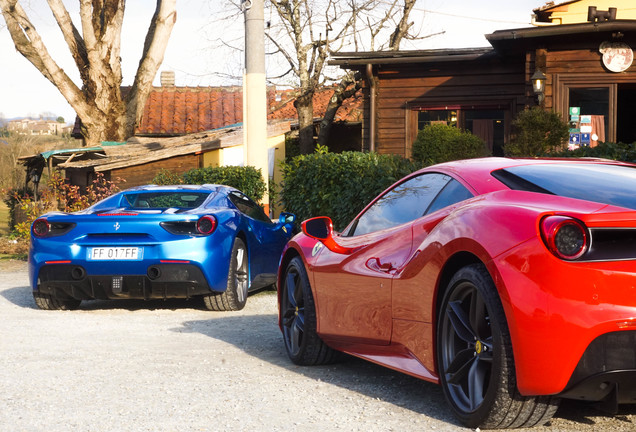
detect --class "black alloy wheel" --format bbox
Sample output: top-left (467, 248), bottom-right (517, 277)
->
top-left (280, 256), bottom-right (338, 365)
top-left (437, 264), bottom-right (559, 429)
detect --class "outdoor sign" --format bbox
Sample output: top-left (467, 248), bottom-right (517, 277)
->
top-left (569, 133), bottom-right (580, 146)
top-left (569, 107), bottom-right (580, 122)
top-left (581, 133), bottom-right (591, 145)
top-left (599, 41), bottom-right (634, 73)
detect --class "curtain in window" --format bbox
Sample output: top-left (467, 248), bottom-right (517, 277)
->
top-left (472, 119), bottom-right (494, 152)
top-left (591, 115), bottom-right (605, 147)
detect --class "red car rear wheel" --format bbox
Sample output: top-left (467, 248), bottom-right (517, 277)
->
top-left (437, 264), bottom-right (559, 428)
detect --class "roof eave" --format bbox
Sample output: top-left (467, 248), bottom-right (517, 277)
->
top-left (329, 48), bottom-right (495, 68)
top-left (487, 20), bottom-right (636, 43)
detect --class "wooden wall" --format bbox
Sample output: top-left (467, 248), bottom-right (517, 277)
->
top-left (110, 154), bottom-right (201, 189)
top-left (366, 54), bottom-right (528, 157)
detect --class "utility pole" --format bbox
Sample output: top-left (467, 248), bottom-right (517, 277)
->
top-left (243, 0), bottom-right (269, 213)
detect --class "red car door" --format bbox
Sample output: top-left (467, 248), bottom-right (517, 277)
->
top-left (310, 173), bottom-right (461, 346)
top-left (312, 223), bottom-right (413, 345)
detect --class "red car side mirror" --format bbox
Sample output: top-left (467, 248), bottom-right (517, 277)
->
top-left (301, 216), bottom-right (352, 254)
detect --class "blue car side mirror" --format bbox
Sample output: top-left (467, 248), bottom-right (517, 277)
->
top-left (279, 212), bottom-right (296, 225)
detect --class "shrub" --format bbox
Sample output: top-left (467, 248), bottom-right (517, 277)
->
top-left (412, 124), bottom-right (490, 165)
top-left (152, 169), bottom-right (184, 185)
top-left (2, 187), bottom-right (32, 231)
top-left (280, 151), bottom-right (419, 230)
top-left (5, 170), bottom-right (122, 240)
top-left (505, 107), bottom-right (569, 157)
top-left (181, 166), bottom-right (266, 203)
top-left (552, 141), bottom-right (636, 162)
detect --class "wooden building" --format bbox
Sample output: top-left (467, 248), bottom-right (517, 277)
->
top-left (330, 0), bottom-right (636, 157)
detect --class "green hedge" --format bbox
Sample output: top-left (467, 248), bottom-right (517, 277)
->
top-left (412, 123), bottom-right (490, 165)
top-left (280, 151), bottom-right (419, 230)
top-left (153, 166), bottom-right (267, 203)
top-left (552, 141), bottom-right (636, 162)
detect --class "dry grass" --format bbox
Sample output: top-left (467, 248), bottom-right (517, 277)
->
top-left (0, 201), bottom-right (9, 236)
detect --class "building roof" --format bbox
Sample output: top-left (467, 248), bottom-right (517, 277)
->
top-left (330, 48), bottom-right (496, 67)
top-left (135, 86), bottom-right (244, 136)
top-left (268, 86), bottom-right (363, 122)
top-left (123, 85), bottom-right (362, 137)
top-left (60, 120), bottom-right (291, 172)
top-left (486, 20), bottom-right (636, 53)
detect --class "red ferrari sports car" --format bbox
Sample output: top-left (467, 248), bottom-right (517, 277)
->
top-left (277, 157), bottom-right (636, 429)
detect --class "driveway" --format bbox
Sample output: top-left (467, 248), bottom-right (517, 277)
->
top-left (0, 260), bottom-right (634, 431)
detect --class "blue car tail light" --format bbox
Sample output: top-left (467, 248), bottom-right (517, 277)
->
top-left (32, 218), bottom-right (50, 237)
top-left (159, 215), bottom-right (217, 236)
top-left (32, 218), bottom-right (76, 238)
top-left (196, 215), bottom-right (217, 235)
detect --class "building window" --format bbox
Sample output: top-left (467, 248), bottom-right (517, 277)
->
top-left (412, 106), bottom-right (509, 157)
top-left (417, 110), bottom-right (457, 128)
top-left (567, 87), bottom-right (609, 147)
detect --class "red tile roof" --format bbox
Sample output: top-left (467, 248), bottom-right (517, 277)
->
top-left (133, 85), bottom-right (363, 136)
top-left (135, 86), bottom-right (244, 135)
top-left (268, 87), bottom-right (363, 123)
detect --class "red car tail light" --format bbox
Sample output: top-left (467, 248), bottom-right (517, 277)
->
top-left (32, 218), bottom-right (50, 237)
top-left (541, 215), bottom-right (589, 260)
top-left (196, 215), bottom-right (217, 235)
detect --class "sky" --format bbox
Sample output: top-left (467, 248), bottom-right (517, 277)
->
top-left (0, 0), bottom-right (545, 124)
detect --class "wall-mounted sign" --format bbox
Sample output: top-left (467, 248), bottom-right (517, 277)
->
top-left (581, 133), bottom-right (591, 145)
top-left (599, 41), bottom-right (634, 73)
top-left (569, 133), bottom-right (580, 145)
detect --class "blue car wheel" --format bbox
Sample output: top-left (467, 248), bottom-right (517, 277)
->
top-left (203, 237), bottom-right (249, 311)
top-left (33, 291), bottom-right (81, 311)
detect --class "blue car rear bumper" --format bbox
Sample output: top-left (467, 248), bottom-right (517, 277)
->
top-left (36, 262), bottom-right (215, 300)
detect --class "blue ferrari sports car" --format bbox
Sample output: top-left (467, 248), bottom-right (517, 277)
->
top-left (29, 184), bottom-right (296, 311)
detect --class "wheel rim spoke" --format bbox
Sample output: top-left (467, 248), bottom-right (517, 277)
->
top-left (448, 300), bottom-right (477, 343)
top-left (446, 348), bottom-right (475, 385)
top-left (285, 271), bottom-right (298, 308)
top-left (235, 247), bottom-right (245, 268)
top-left (290, 316), bottom-right (303, 354)
top-left (469, 290), bottom-right (488, 340)
top-left (467, 358), bottom-right (488, 410)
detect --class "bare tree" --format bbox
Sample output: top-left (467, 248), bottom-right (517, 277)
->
top-left (0, 0), bottom-right (177, 147)
top-left (316, 0), bottom-right (422, 148)
top-left (266, 0), bottom-right (421, 153)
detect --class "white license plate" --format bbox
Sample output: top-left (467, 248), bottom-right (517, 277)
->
top-left (88, 247), bottom-right (143, 261)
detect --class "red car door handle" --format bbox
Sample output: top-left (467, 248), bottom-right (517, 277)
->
top-left (366, 257), bottom-right (394, 273)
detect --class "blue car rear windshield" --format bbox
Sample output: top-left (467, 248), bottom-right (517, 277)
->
top-left (492, 163), bottom-right (636, 210)
top-left (123, 192), bottom-right (210, 209)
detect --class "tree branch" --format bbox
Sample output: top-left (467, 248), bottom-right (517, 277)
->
top-left (127, 0), bottom-right (177, 128)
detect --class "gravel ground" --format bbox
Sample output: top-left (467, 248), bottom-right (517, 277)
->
top-left (1, 259), bottom-right (635, 432)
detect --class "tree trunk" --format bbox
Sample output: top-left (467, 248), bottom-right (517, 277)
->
top-left (296, 91), bottom-right (315, 154)
top-left (0, 0), bottom-right (176, 147)
top-left (317, 73), bottom-right (362, 147)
